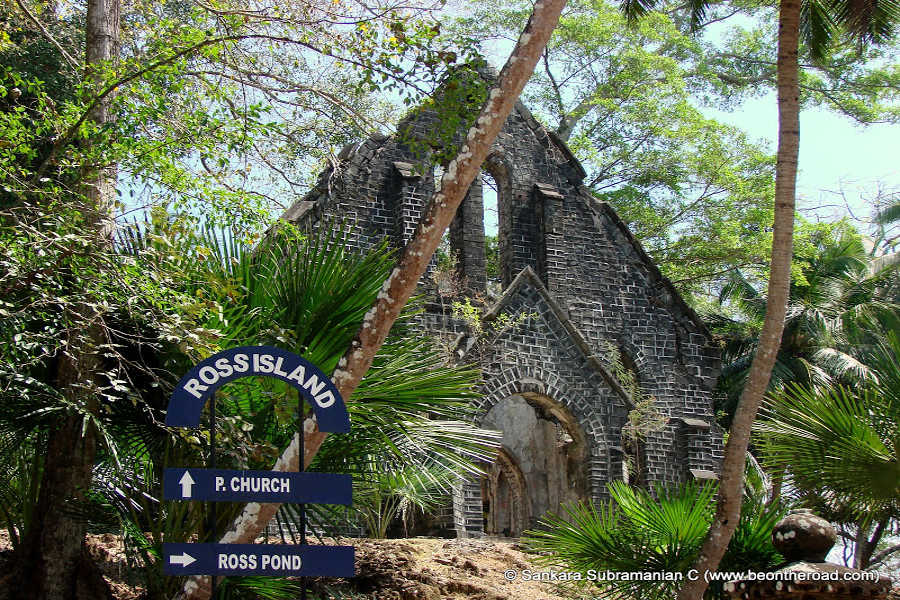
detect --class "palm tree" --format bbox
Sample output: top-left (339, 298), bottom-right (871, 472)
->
top-left (712, 229), bottom-right (899, 426)
top-left (523, 481), bottom-right (785, 600)
top-left (619, 1), bottom-right (899, 596)
top-left (348, 460), bottom-right (457, 539)
top-left (755, 332), bottom-right (900, 568)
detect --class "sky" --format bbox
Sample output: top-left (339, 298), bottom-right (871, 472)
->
top-left (478, 92), bottom-right (900, 237)
top-left (705, 94), bottom-right (900, 226)
top-left (697, 10), bottom-right (899, 230)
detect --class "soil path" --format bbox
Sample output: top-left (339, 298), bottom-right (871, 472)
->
top-left (1, 533), bottom-right (578, 599)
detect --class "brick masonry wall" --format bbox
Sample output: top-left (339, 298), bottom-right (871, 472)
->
top-left (281, 96), bottom-right (723, 537)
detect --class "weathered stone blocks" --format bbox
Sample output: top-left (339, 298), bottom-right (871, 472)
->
top-left (280, 92), bottom-right (723, 536)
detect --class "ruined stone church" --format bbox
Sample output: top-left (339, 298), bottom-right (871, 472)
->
top-left (280, 91), bottom-right (723, 538)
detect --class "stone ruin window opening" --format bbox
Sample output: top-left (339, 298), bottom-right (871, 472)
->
top-left (481, 447), bottom-right (529, 538)
top-left (615, 348), bottom-right (655, 489)
top-left (431, 164), bottom-right (464, 299)
top-left (432, 229), bottom-right (462, 300)
top-left (445, 158), bottom-right (509, 301)
top-left (481, 171), bottom-right (502, 300)
top-left (433, 163), bottom-right (445, 193)
top-left (622, 434), bottom-right (645, 487)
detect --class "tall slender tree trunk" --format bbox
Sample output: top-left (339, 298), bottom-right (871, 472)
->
top-left (82, 0), bottom-right (120, 240)
top-left (675, 1), bottom-right (800, 598)
top-left (175, 0), bottom-right (567, 597)
top-left (15, 2), bottom-right (119, 599)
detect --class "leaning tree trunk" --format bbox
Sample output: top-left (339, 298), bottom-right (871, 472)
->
top-left (675, 1), bottom-right (800, 599)
top-left (175, 0), bottom-right (567, 597)
top-left (16, 2), bottom-right (120, 599)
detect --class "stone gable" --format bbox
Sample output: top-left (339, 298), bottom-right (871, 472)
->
top-left (280, 96), bottom-right (723, 537)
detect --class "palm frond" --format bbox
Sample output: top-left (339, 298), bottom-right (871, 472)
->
top-left (810, 347), bottom-right (873, 382)
top-left (620, 0), bottom-right (663, 23)
top-left (756, 381), bottom-right (899, 513)
top-left (524, 481), bottom-right (783, 600)
top-left (218, 576), bottom-right (306, 599)
top-left (685, 0), bottom-right (710, 31)
top-left (824, 0), bottom-right (900, 44)
top-left (874, 200), bottom-right (900, 226)
top-left (802, 0), bottom-right (838, 61)
top-left (719, 269), bottom-right (766, 320)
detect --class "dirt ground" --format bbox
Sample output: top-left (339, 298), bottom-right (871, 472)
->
top-left (0, 531), bottom-right (143, 600)
top-left (4, 532), bottom-right (896, 599)
top-left (322, 537), bottom-right (576, 600)
top-left (0, 532), bottom-right (579, 599)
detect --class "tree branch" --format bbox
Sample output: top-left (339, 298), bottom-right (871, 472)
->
top-left (13, 0), bottom-right (79, 71)
top-left (32, 32), bottom-right (418, 182)
top-left (543, 47), bottom-right (566, 119)
top-left (32, 35), bottom-right (239, 182)
top-left (868, 542), bottom-right (900, 568)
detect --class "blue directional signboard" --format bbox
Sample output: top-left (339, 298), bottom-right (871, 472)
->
top-left (163, 468), bottom-right (352, 504)
top-left (163, 543), bottom-right (355, 577)
top-left (163, 346), bottom-right (354, 581)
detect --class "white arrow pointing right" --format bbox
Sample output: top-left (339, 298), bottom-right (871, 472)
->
top-left (169, 552), bottom-right (196, 567)
top-left (179, 470), bottom-right (195, 498)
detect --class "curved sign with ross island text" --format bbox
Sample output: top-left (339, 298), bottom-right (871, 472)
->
top-left (165, 345), bottom-right (349, 432)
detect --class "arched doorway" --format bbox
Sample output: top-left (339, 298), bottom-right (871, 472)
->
top-left (481, 393), bottom-right (589, 536)
top-left (481, 448), bottom-right (529, 537)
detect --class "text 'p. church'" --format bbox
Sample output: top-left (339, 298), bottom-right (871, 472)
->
top-left (280, 83), bottom-right (723, 538)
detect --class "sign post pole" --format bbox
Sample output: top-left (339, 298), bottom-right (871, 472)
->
top-left (209, 391), bottom-right (217, 600)
top-left (299, 396), bottom-right (306, 600)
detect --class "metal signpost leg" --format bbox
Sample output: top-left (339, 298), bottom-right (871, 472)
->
top-left (210, 392), bottom-right (217, 600)
top-left (299, 399), bottom-right (307, 600)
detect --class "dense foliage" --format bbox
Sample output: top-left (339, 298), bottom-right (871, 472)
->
top-left (710, 224), bottom-right (900, 426)
top-left (754, 332), bottom-right (900, 569)
top-left (1, 215), bottom-right (500, 598)
top-left (524, 481), bottom-right (785, 600)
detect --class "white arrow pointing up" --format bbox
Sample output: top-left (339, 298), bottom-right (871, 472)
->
top-left (169, 552), bottom-right (196, 567)
top-left (179, 470), bottom-right (195, 498)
